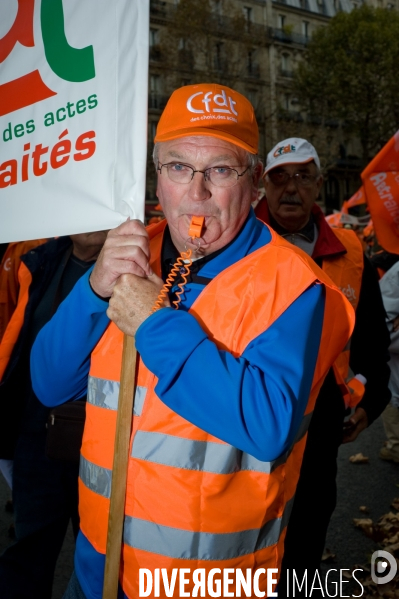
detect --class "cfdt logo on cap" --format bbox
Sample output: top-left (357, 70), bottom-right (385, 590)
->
top-left (273, 144), bottom-right (296, 158)
top-left (371, 550), bottom-right (398, 584)
top-left (186, 90), bottom-right (238, 117)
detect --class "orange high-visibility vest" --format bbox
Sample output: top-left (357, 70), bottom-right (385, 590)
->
top-left (322, 227), bottom-right (364, 408)
top-left (0, 239), bottom-right (47, 345)
top-left (0, 261), bottom-right (34, 380)
top-left (79, 224), bottom-right (353, 598)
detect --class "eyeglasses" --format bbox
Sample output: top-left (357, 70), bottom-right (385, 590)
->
top-left (267, 171), bottom-right (319, 188)
top-left (158, 162), bottom-right (251, 188)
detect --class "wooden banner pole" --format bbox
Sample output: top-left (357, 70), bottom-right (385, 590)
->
top-left (102, 334), bottom-right (137, 599)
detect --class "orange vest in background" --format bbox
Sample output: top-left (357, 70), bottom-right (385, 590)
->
top-left (0, 248), bottom-right (46, 381)
top-left (0, 239), bottom-right (47, 344)
top-left (78, 223), bottom-right (354, 598)
top-left (322, 227), bottom-right (364, 408)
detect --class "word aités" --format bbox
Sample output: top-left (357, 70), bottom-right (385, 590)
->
top-left (139, 568), bottom-right (278, 597)
top-left (0, 128), bottom-right (96, 188)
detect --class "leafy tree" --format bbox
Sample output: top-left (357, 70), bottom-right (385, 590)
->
top-left (293, 5), bottom-right (399, 163)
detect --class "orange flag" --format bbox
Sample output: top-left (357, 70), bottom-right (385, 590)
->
top-left (325, 212), bottom-right (344, 227)
top-left (362, 131), bottom-right (399, 253)
top-left (342, 187), bottom-right (366, 214)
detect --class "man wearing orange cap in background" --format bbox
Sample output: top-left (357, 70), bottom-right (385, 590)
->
top-left (31, 87), bottom-right (353, 599)
top-left (255, 138), bottom-right (391, 597)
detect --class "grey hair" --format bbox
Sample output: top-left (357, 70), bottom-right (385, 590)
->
top-left (152, 142), bottom-right (161, 167)
top-left (153, 142), bottom-right (261, 171)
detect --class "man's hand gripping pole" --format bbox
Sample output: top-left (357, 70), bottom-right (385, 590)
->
top-left (102, 216), bottom-right (204, 599)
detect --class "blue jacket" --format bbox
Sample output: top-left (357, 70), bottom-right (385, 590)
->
top-left (31, 210), bottom-right (324, 599)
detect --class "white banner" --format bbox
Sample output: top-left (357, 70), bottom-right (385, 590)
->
top-left (0, 0), bottom-right (149, 242)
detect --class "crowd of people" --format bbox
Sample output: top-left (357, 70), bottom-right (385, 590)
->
top-left (0, 82), bottom-right (396, 599)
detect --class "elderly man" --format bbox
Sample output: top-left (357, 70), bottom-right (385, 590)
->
top-left (31, 88), bottom-right (352, 599)
top-left (255, 138), bottom-right (391, 596)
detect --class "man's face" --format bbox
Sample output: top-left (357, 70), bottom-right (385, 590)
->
top-left (156, 136), bottom-right (261, 255)
top-left (264, 161), bottom-right (323, 232)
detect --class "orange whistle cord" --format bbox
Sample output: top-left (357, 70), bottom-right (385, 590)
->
top-left (151, 216), bottom-right (204, 313)
top-left (151, 249), bottom-right (193, 313)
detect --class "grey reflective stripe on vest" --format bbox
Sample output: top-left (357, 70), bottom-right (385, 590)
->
top-left (255, 494), bottom-right (295, 552)
top-left (87, 376), bottom-right (146, 416)
top-left (132, 431), bottom-right (242, 474)
top-left (80, 455), bottom-right (112, 499)
top-left (123, 496), bottom-right (295, 560)
top-left (133, 386), bottom-right (147, 416)
top-left (123, 517), bottom-right (257, 560)
top-left (80, 454), bottom-right (296, 559)
top-left (131, 411), bottom-right (313, 475)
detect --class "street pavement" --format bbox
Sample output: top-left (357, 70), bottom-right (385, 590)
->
top-left (322, 415), bottom-right (399, 595)
top-left (0, 415), bottom-right (397, 598)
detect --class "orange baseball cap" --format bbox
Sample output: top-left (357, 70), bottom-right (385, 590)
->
top-left (154, 83), bottom-right (258, 154)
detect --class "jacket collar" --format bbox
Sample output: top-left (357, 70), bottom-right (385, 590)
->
top-left (20, 237), bottom-right (72, 275)
top-left (270, 212), bottom-right (315, 243)
top-left (311, 204), bottom-right (347, 260)
top-left (254, 198), bottom-right (346, 260)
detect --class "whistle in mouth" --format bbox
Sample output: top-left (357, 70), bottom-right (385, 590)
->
top-left (188, 216), bottom-right (205, 239)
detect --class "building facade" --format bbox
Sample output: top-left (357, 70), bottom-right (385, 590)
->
top-left (146, 0), bottom-right (387, 218)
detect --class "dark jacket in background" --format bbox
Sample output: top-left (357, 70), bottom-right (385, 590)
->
top-left (255, 199), bottom-right (391, 595)
top-left (0, 236), bottom-right (73, 458)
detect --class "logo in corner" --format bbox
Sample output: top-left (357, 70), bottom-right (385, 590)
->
top-left (371, 550), bottom-right (397, 584)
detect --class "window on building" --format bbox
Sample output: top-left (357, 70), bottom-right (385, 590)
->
top-left (302, 21), bottom-right (309, 38)
top-left (150, 121), bottom-right (157, 142)
top-left (247, 51), bottom-right (253, 74)
top-left (243, 6), bottom-right (252, 21)
top-left (283, 93), bottom-right (290, 110)
top-left (149, 29), bottom-right (159, 47)
top-left (281, 53), bottom-right (290, 72)
top-left (214, 0), bottom-right (223, 24)
top-left (243, 6), bottom-right (252, 32)
top-left (148, 77), bottom-right (162, 110)
top-left (278, 14), bottom-right (286, 29)
top-left (150, 75), bottom-right (160, 94)
top-left (247, 89), bottom-right (258, 108)
top-left (215, 42), bottom-right (223, 70)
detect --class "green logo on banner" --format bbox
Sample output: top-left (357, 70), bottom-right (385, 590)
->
top-left (41, 0), bottom-right (95, 83)
top-left (0, 0), bottom-right (96, 117)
